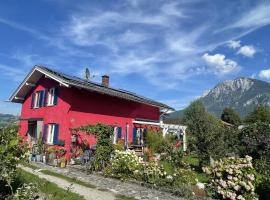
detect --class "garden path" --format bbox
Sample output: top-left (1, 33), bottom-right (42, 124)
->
top-left (30, 162), bottom-right (185, 200)
top-left (21, 166), bottom-right (116, 200)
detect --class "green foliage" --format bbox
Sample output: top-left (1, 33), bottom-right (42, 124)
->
top-left (73, 123), bottom-right (114, 171)
top-left (239, 122), bottom-right (270, 162)
top-left (245, 105), bottom-right (270, 123)
top-left (223, 127), bottom-right (241, 155)
top-left (145, 130), bottom-right (172, 154)
top-left (221, 107), bottom-right (242, 125)
top-left (183, 100), bottom-right (226, 165)
top-left (203, 156), bottom-right (258, 200)
top-left (0, 125), bottom-right (27, 198)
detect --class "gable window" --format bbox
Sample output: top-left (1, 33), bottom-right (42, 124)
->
top-left (47, 124), bottom-right (55, 144)
top-left (47, 88), bottom-right (55, 106)
top-left (34, 92), bottom-right (42, 108)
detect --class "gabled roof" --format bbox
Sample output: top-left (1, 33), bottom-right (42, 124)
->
top-left (9, 65), bottom-right (174, 111)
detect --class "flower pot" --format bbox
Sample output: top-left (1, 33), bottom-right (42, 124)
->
top-left (36, 155), bottom-right (41, 162)
top-left (43, 155), bottom-right (47, 164)
top-left (53, 159), bottom-right (58, 167)
top-left (70, 158), bottom-right (75, 165)
top-left (60, 162), bottom-right (66, 168)
top-left (48, 153), bottom-right (56, 165)
top-left (29, 154), bottom-right (33, 162)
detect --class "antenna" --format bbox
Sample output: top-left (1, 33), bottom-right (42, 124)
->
top-left (84, 67), bottom-right (96, 81)
top-left (85, 68), bottom-right (90, 81)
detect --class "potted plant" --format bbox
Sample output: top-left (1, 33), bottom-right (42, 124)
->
top-left (47, 147), bottom-right (58, 165)
top-left (42, 144), bottom-right (48, 164)
top-left (60, 157), bottom-right (66, 168)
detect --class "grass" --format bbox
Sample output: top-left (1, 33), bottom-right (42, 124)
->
top-left (182, 154), bottom-right (210, 183)
top-left (115, 194), bottom-right (137, 200)
top-left (17, 169), bottom-right (85, 200)
top-left (41, 170), bottom-right (97, 189)
top-left (22, 162), bottom-right (39, 170)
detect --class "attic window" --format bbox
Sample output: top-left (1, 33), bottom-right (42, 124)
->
top-left (47, 88), bottom-right (55, 106)
top-left (34, 92), bottom-right (42, 108)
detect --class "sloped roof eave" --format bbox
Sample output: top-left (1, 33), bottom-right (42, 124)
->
top-left (9, 65), bottom-right (174, 111)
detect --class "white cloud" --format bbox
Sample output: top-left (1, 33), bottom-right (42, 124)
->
top-left (0, 64), bottom-right (26, 81)
top-left (202, 53), bottom-right (240, 75)
top-left (231, 3), bottom-right (270, 29)
top-left (227, 40), bottom-right (241, 49)
top-left (259, 68), bottom-right (270, 79)
top-left (237, 45), bottom-right (256, 57)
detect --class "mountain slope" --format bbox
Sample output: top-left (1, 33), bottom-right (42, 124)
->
top-left (0, 113), bottom-right (19, 126)
top-left (168, 77), bottom-right (270, 119)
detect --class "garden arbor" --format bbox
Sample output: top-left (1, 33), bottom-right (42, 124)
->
top-left (132, 120), bottom-right (187, 151)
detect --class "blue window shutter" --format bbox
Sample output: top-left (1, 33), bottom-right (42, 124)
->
top-left (42, 124), bottom-right (48, 144)
top-left (30, 93), bottom-right (35, 108)
top-left (43, 89), bottom-right (48, 106)
top-left (39, 91), bottom-right (44, 107)
top-left (132, 128), bottom-right (137, 144)
top-left (53, 124), bottom-right (59, 145)
top-left (53, 87), bottom-right (59, 105)
top-left (117, 127), bottom-right (122, 139)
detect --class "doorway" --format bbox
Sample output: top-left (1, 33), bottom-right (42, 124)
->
top-left (27, 119), bottom-right (43, 146)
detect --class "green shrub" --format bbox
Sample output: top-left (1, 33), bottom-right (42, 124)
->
top-left (0, 125), bottom-right (28, 198)
top-left (145, 131), bottom-right (177, 154)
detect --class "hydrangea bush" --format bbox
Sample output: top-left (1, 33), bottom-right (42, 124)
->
top-left (203, 156), bottom-right (258, 200)
top-left (105, 150), bottom-right (142, 179)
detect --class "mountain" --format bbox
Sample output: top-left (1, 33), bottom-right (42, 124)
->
top-left (0, 113), bottom-right (19, 127)
top-left (168, 77), bottom-right (270, 120)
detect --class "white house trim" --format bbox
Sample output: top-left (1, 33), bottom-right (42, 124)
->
top-left (9, 66), bottom-right (69, 102)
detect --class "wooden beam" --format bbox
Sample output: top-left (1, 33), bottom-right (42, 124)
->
top-left (26, 82), bottom-right (36, 87)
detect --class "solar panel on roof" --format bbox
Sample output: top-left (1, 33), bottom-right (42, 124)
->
top-left (36, 65), bottom-right (173, 110)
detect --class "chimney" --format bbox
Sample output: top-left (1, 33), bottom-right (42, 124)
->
top-left (102, 75), bottom-right (109, 87)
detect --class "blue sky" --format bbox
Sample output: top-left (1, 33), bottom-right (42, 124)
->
top-left (1, 0), bottom-right (270, 115)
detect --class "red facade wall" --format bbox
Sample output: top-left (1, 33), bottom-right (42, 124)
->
top-left (19, 76), bottom-right (160, 153)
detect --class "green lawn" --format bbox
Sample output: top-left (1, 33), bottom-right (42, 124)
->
top-left (182, 154), bottom-right (209, 183)
top-left (17, 169), bottom-right (85, 200)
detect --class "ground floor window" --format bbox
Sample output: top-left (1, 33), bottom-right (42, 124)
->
top-left (47, 124), bottom-right (55, 144)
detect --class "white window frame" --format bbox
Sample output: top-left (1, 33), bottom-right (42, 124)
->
top-left (34, 92), bottom-right (41, 108)
top-left (47, 124), bottom-right (55, 144)
top-left (47, 88), bottom-right (55, 106)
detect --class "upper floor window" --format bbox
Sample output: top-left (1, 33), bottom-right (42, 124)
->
top-left (30, 87), bottom-right (58, 109)
top-left (33, 91), bottom-right (43, 108)
top-left (47, 88), bottom-right (55, 106)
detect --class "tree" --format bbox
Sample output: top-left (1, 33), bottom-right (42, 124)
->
top-left (239, 122), bottom-right (270, 162)
top-left (221, 107), bottom-right (241, 126)
top-left (245, 105), bottom-right (270, 123)
top-left (183, 100), bottom-right (226, 166)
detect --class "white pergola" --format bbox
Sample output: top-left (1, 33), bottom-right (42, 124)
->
top-left (132, 120), bottom-right (187, 151)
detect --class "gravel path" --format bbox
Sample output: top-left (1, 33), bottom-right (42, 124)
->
top-left (21, 166), bottom-right (116, 200)
top-left (31, 162), bottom-right (186, 200)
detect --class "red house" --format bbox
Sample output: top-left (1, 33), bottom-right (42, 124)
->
top-left (10, 66), bottom-right (173, 155)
